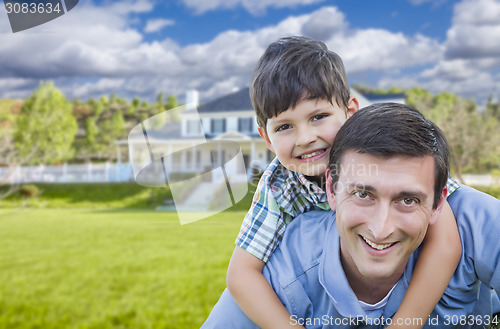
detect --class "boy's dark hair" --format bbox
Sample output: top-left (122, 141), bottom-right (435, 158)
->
top-left (250, 36), bottom-right (351, 128)
top-left (329, 103), bottom-right (450, 209)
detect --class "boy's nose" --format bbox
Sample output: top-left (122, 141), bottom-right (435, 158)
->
top-left (295, 129), bottom-right (317, 146)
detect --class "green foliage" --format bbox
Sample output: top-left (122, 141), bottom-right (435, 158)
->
top-left (85, 117), bottom-right (98, 147)
top-left (19, 184), bottom-right (40, 197)
top-left (1, 183), bottom-right (171, 209)
top-left (485, 95), bottom-right (500, 120)
top-left (167, 95), bottom-right (181, 122)
top-left (14, 82), bottom-right (78, 165)
top-left (352, 83), bottom-right (405, 95)
top-left (405, 87), bottom-right (434, 110)
top-left (406, 88), bottom-right (500, 178)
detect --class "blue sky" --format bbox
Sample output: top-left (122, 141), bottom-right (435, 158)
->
top-left (0, 0), bottom-right (499, 106)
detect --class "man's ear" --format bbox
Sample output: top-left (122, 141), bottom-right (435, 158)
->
top-left (258, 126), bottom-right (275, 153)
top-left (325, 169), bottom-right (337, 211)
top-left (346, 96), bottom-right (359, 119)
top-left (429, 187), bottom-right (448, 226)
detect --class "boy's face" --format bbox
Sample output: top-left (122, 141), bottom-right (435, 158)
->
top-left (259, 97), bottom-right (358, 177)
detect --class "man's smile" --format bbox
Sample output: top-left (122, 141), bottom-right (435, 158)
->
top-left (360, 235), bottom-right (397, 251)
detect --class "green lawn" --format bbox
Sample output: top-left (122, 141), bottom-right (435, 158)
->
top-left (0, 208), bottom-right (242, 329)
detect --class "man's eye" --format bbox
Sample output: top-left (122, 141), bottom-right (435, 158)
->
top-left (401, 198), bottom-right (418, 206)
top-left (275, 124), bottom-right (291, 132)
top-left (312, 114), bottom-right (328, 121)
top-left (354, 191), bottom-right (370, 199)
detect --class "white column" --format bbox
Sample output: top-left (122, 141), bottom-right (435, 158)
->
top-left (117, 145), bottom-right (122, 165)
top-left (168, 144), bottom-right (173, 172)
top-left (192, 144), bottom-right (196, 170)
top-left (251, 141), bottom-right (256, 163)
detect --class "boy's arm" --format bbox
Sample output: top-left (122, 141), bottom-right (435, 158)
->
top-left (227, 247), bottom-right (305, 329)
top-left (387, 200), bottom-right (462, 329)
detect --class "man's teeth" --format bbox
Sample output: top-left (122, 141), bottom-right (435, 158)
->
top-left (300, 150), bottom-right (324, 159)
top-left (362, 236), bottom-right (393, 250)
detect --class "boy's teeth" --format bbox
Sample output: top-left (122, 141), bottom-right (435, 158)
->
top-left (300, 150), bottom-right (323, 159)
top-left (362, 236), bottom-right (393, 250)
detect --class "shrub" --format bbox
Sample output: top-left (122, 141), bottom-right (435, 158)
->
top-left (19, 184), bottom-right (40, 197)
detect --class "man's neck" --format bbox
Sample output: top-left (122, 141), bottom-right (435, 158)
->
top-left (340, 249), bottom-right (404, 304)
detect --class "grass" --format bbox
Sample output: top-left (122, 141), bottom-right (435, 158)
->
top-left (0, 182), bottom-right (256, 210)
top-left (0, 208), bottom-right (242, 329)
top-left (0, 183), bottom-right (169, 209)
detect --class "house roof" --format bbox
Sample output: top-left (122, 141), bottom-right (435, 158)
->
top-left (194, 86), bottom-right (385, 114)
top-left (362, 93), bottom-right (406, 103)
top-left (196, 87), bottom-right (253, 113)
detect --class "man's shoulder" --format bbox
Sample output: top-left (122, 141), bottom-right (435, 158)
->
top-left (447, 185), bottom-right (500, 216)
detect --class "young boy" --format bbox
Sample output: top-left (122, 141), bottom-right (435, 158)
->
top-left (226, 36), bottom-right (462, 329)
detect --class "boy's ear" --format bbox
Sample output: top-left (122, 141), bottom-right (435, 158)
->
top-left (258, 126), bottom-right (275, 153)
top-left (325, 169), bottom-right (337, 211)
top-left (346, 97), bottom-right (359, 118)
top-left (429, 187), bottom-right (448, 226)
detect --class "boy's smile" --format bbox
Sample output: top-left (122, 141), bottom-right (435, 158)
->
top-left (259, 98), bottom-right (357, 177)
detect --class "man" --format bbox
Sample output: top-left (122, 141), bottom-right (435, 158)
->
top-left (202, 103), bottom-right (500, 328)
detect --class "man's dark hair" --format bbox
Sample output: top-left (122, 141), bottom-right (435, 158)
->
top-left (329, 103), bottom-right (449, 208)
top-left (250, 35), bottom-right (351, 128)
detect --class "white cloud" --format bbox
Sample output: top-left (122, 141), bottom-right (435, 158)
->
top-left (420, 59), bottom-right (478, 80)
top-left (328, 30), bottom-right (443, 73)
top-left (0, 0), bottom-right (495, 107)
top-left (301, 6), bottom-right (346, 40)
top-left (445, 0), bottom-right (500, 58)
top-left (144, 18), bottom-right (175, 33)
top-left (181, 0), bottom-right (324, 15)
top-left (71, 78), bottom-right (126, 99)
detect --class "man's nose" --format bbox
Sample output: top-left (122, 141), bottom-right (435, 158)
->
top-left (368, 204), bottom-right (395, 241)
top-left (295, 128), bottom-right (317, 146)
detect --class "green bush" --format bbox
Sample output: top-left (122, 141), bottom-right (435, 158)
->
top-left (1, 183), bottom-right (171, 209)
top-left (19, 184), bottom-right (40, 197)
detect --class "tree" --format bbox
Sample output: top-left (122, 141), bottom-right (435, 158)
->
top-left (405, 87), bottom-right (434, 111)
top-left (485, 95), bottom-right (500, 120)
top-left (406, 88), bottom-right (500, 182)
top-left (166, 95), bottom-right (181, 122)
top-left (14, 82), bottom-right (78, 165)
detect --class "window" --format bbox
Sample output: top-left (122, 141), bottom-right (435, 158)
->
top-left (212, 118), bottom-right (225, 134)
top-left (238, 117), bottom-right (253, 133)
top-left (187, 119), bottom-right (202, 135)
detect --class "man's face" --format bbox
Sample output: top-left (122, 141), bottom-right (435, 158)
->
top-left (326, 151), bottom-right (446, 281)
top-left (258, 97), bottom-right (357, 177)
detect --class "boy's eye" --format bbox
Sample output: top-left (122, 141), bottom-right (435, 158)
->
top-left (312, 114), bottom-right (328, 121)
top-left (275, 124), bottom-right (291, 132)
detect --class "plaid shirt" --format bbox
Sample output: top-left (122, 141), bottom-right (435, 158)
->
top-left (236, 157), bottom-right (460, 263)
